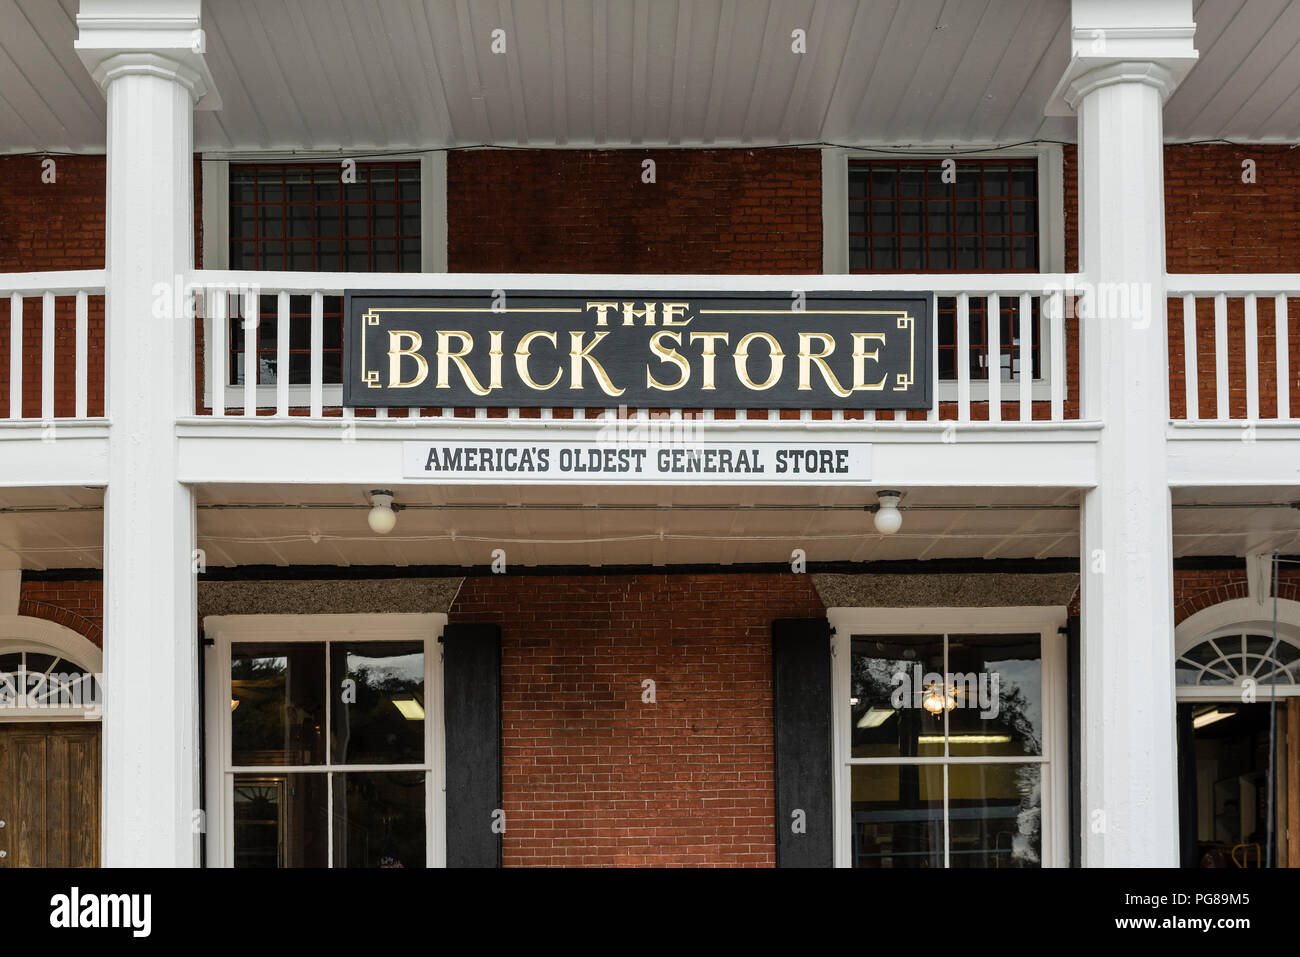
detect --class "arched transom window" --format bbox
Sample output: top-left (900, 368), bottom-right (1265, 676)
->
top-left (1176, 631), bottom-right (1300, 689)
top-left (0, 646), bottom-right (102, 717)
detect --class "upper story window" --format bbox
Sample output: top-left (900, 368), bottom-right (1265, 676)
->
top-left (847, 158), bottom-right (1043, 385)
top-left (848, 160), bottom-right (1039, 273)
top-left (224, 162), bottom-right (421, 387)
top-left (228, 162), bottom-right (421, 271)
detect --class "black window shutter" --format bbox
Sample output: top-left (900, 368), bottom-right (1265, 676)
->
top-left (772, 617), bottom-right (833, 867)
top-left (443, 622), bottom-right (502, 868)
top-left (1066, 614), bottom-right (1082, 867)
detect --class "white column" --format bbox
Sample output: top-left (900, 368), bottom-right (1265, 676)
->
top-left (77, 1), bottom-right (219, 867)
top-left (1050, 0), bottom-right (1197, 867)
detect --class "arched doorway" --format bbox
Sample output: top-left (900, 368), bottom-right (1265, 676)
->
top-left (0, 615), bottom-right (103, 868)
top-left (1174, 600), bottom-right (1300, 869)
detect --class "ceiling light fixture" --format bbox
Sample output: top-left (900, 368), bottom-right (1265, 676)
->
top-left (1193, 708), bottom-right (1237, 729)
top-left (367, 489), bottom-right (400, 535)
top-left (872, 490), bottom-right (904, 535)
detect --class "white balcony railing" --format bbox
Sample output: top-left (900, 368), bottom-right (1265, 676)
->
top-left (0, 271), bottom-right (106, 421)
top-left (190, 270), bottom-right (1078, 426)
top-left (1166, 276), bottom-right (1299, 422)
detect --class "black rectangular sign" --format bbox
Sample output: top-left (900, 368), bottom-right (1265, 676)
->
top-left (343, 290), bottom-right (931, 410)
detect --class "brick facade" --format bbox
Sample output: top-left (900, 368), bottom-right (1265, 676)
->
top-left (448, 572), bottom-right (825, 867)
top-left (17, 578), bottom-right (104, 648)
top-left (1173, 566), bottom-right (1300, 626)
top-left (448, 148), bottom-right (822, 275)
top-left (0, 155), bottom-right (201, 419)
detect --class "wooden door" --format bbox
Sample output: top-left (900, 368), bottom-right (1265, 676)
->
top-left (0, 722), bottom-right (100, 867)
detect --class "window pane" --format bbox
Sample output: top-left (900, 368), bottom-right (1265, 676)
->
top-left (850, 764), bottom-right (943, 868)
top-left (332, 771), bottom-right (426, 868)
top-left (849, 159), bottom-right (1038, 276)
top-left (945, 634), bottom-right (1043, 756)
top-left (230, 642), bottom-right (327, 766)
top-left (233, 773), bottom-right (328, 868)
top-left (947, 763), bottom-right (1041, 868)
top-left (851, 635), bottom-right (945, 759)
top-left (330, 641), bottom-right (424, 765)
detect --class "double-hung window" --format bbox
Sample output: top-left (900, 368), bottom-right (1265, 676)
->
top-left (829, 608), bottom-right (1067, 868)
top-left (204, 614), bottom-right (445, 868)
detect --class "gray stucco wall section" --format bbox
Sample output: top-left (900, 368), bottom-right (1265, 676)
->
top-left (199, 578), bottom-right (465, 618)
top-left (811, 573), bottom-right (1079, 608)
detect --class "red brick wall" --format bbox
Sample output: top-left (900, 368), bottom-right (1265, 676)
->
top-left (1173, 566), bottom-right (1300, 626)
top-left (0, 155), bottom-right (201, 419)
top-left (1064, 144), bottom-right (1300, 419)
top-left (3, 146), bottom-right (1295, 421)
top-left (0, 156), bottom-right (107, 419)
top-left (17, 578), bottom-right (104, 648)
top-left (448, 572), bottom-right (825, 867)
top-left (448, 148), bottom-right (821, 274)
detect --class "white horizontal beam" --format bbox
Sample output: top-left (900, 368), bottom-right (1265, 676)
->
top-left (0, 423), bottom-right (109, 486)
top-left (176, 419), bottom-right (1100, 488)
top-left (1165, 274), bottom-right (1300, 295)
top-left (1167, 423), bottom-right (1300, 486)
top-left (0, 271), bottom-right (106, 296)
top-left (191, 269), bottom-right (1079, 296)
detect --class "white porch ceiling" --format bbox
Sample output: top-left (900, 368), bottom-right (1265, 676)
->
top-left (4, 483), bottom-right (1300, 569)
top-left (3, 1), bottom-right (1299, 154)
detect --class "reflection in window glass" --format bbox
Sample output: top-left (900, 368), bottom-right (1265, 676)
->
top-left (331, 642), bottom-right (424, 765)
top-left (948, 764), bottom-right (1041, 868)
top-left (232, 773), bottom-right (328, 868)
top-left (333, 772), bottom-right (427, 868)
top-left (231, 643), bottom-right (327, 766)
top-left (227, 639), bottom-right (431, 868)
top-left (850, 636), bottom-right (944, 760)
top-left (947, 634), bottom-right (1042, 757)
top-left (848, 632), bottom-right (1045, 868)
top-left (851, 764), bottom-right (943, 868)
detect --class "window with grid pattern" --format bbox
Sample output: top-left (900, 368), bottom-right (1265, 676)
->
top-left (226, 162), bottom-right (421, 387)
top-left (849, 159), bottom-right (1041, 384)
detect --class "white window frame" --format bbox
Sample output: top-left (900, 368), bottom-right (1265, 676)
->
top-left (199, 152), bottom-right (448, 411)
top-left (827, 605), bottom-right (1069, 869)
top-left (1174, 597), bottom-right (1300, 701)
top-left (202, 612), bottom-right (447, 868)
top-left (821, 145), bottom-right (1066, 404)
top-left (0, 615), bottom-right (104, 724)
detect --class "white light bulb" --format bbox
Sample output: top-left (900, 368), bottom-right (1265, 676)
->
top-left (874, 491), bottom-right (903, 535)
top-left (367, 492), bottom-right (397, 534)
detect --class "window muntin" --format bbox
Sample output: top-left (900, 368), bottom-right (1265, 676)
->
top-left (0, 649), bottom-right (101, 713)
top-left (225, 162), bottom-right (421, 388)
top-left (847, 632), bottom-right (1045, 869)
top-left (848, 160), bottom-right (1039, 273)
top-left (1176, 632), bottom-right (1300, 687)
top-left (226, 638), bottom-right (428, 868)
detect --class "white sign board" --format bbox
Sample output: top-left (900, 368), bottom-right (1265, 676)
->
top-left (401, 440), bottom-right (871, 485)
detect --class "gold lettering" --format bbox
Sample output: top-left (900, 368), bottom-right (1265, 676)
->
top-left (852, 333), bottom-right (887, 390)
top-left (387, 330), bottom-right (428, 389)
top-left (798, 332), bottom-right (851, 397)
top-left (646, 330), bottom-right (690, 391)
top-left (733, 331), bottom-right (784, 390)
top-left (436, 330), bottom-right (492, 396)
top-left (514, 330), bottom-right (563, 390)
top-left (569, 330), bottom-right (626, 396)
top-left (586, 302), bottom-right (619, 327)
top-left (661, 302), bottom-right (692, 327)
top-left (487, 330), bottom-right (504, 391)
top-left (689, 332), bottom-right (729, 390)
top-left (621, 302), bottom-right (657, 326)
